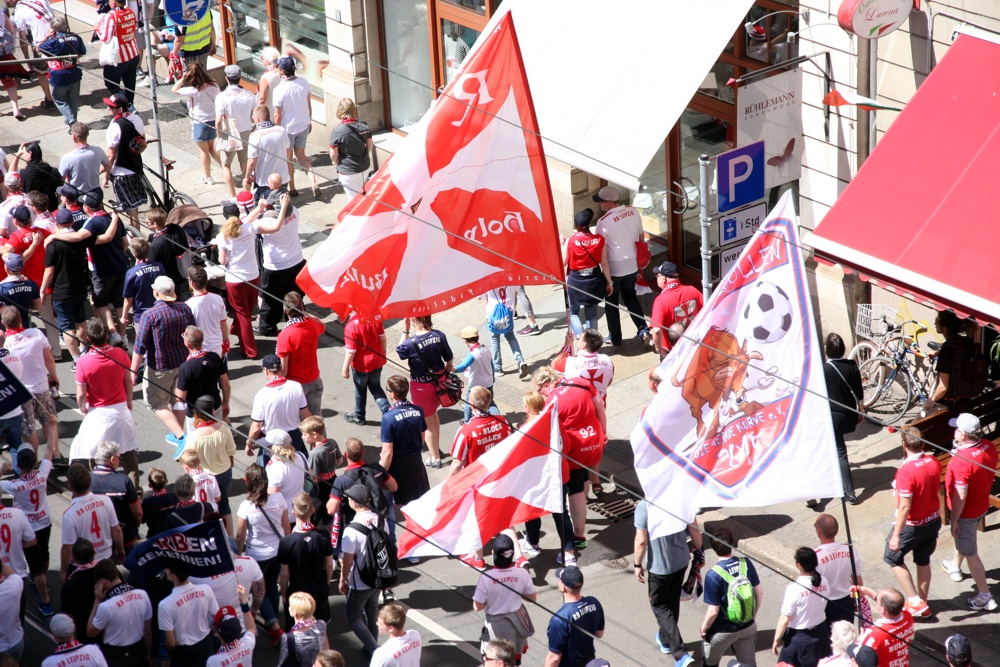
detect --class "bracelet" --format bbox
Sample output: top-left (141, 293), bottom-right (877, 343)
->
top-left (240, 602), bottom-right (250, 612)
top-left (634, 563), bottom-right (641, 568)
top-left (403, 330), bottom-right (410, 335)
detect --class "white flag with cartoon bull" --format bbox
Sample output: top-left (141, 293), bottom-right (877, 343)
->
top-left (631, 192), bottom-right (841, 539)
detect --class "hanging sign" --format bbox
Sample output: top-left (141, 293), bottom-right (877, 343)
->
top-left (164, 0), bottom-right (209, 26)
top-left (838, 0), bottom-right (912, 39)
top-left (737, 69), bottom-right (802, 191)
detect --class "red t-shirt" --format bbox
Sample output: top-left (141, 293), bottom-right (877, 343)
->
top-left (546, 378), bottom-right (604, 470)
top-left (450, 414), bottom-right (512, 466)
top-left (945, 438), bottom-right (998, 518)
top-left (75, 346), bottom-right (130, 407)
top-left (650, 279), bottom-right (703, 350)
top-left (894, 453), bottom-right (942, 524)
top-left (860, 611), bottom-right (914, 667)
top-left (344, 318), bottom-right (387, 373)
top-left (8, 226), bottom-right (49, 286)
top-left (566, 231), bottom-right (605, 271)
top-left (276, 317), bottom-right (324, 384)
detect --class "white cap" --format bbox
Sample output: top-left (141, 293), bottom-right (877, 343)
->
top-left (949, 413), bottom-right (981, 435)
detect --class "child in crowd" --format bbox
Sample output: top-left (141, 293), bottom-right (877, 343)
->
top-left (178, 449), bottom-right (223, 513)
top-left (301, 416), bottom-right (343, 530)
top-left (141, 468), bottom-right (179, 538)
top-left (454, 326), bottom-right (498, 423)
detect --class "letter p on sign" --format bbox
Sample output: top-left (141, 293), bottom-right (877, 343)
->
top-left (716, 141), bottom-right (765, 213)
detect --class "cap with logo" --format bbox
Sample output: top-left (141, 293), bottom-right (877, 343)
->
top-left (592, 185), bottom-right (620, 203)
top-left (653, 261), bottom-right (679, 277)
top-left (103, 92), bottom-right (129, 109)
top-left (556, 565), bottom-right (584, 588)
top-left (213, 606), bottom-right (243, 643)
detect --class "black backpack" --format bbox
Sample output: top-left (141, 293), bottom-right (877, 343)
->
top-left (344, 466), bottom-right (388, 518)
top-left (348, 518), bottom-right (398, 589)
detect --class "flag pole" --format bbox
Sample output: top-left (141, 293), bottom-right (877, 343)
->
top-left (839, 500), bottom-right (865, 628)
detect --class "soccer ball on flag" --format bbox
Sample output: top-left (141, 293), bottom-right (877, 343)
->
top-left (742, 281), bottom-right (793, 343)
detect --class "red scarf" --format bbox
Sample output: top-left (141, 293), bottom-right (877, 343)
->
top-left (290, 618), bottom-right (315, 633)
top-left (54, 639), bottom-right (82, 654)
top-left (294, 521), bottom-right (314, 533)
top-left (265, 377), bottom-right (288, 388)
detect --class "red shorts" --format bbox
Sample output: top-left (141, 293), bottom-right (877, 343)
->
top-left (409, 380), bottom-right (441, 416)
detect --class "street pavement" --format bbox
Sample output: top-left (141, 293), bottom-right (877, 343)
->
top-left (1, 5), bottom-right (994, 666)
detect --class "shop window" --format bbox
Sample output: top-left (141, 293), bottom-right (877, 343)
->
top-left (441, 0), bottom-right (486, 16)
top-left (273, 0), bottom-right (328, 96)
top-left (229, 0), bottom-right (271, 86)
top-left (442, 19), bottom-right (479, 85)
top-left (383, 0), bottom-right (434, 132)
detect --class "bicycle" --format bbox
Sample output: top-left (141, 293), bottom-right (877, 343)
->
top-left (858, 320), bottom-right (941, 425)
top-left (107, 139), bottom-right (197, 214)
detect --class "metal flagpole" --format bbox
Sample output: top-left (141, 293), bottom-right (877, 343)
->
top-left (144, 7), bottom-right (167, 204)
top-left (839, 501), bottom-right (866, 628)
top-left (698, 154), bottom-right (713, 302)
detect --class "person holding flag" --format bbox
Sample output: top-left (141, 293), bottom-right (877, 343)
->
top-left (206, 584), bottom-right (256, 667)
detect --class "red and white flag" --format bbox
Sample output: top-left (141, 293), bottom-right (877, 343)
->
top-left (631, 193), bottom-right (842, 539)
top-left (398, 402), bottom-right (564, 559)
top-left (297, 14), bottom-right (562, 321)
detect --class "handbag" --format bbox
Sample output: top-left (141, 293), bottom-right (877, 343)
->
top-left (214, 112), bottom-right (243, 153)
top-left (412, 332), bottom-right (463, 408)
top-left (99, 34), bottom-right (120, 67)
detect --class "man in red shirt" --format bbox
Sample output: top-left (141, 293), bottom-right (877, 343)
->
top-left (649, 262), bottom-right (702, 358)
top-left (940, 414), bottom-right (998, 611)
top-left (0, 205), bottom-right (48, 286)
top-left (341, 313), bottom-right (390, 425)
top-left (885, 426), bottom-right (942, 618)
top-left (854, 586), bottom-right (914, 667)
top-left (276, 292), bottom-right (325, 416)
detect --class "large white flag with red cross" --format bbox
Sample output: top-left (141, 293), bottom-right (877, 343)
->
top-left (297, 13), bottom-right (562, 322)
top-left (398, 401), bottom-right (564, 559)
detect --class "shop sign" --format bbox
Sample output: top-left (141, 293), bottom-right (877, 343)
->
top-left (718, 241), bottom-right (750, 279)
top-left (164, 0), bottom-right (209, 26)
top-left (837, 0), bottom-right (912, 39)
top-left (718, 201), bottom-right (767, 248)
top-left (737, 69), bottom-right (802, 192)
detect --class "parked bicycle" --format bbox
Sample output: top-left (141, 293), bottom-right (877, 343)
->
top-left (107, 139), bottom-right (196, 214)
top-left (858, 318), bottom-right (941, 425)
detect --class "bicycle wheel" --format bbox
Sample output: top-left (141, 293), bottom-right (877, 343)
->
top-left (860, 356), bottom-right (912, 425)
top-left (848, 341), bottom-right (878, 367)
top-left (142, 175), bottom-right (164, 211)
top-left (123, 224), bottom-right (143, 269)
top-left (171, 190), bottom-right (197, 209)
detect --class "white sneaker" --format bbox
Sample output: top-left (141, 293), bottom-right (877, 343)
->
top-left (967, 593), bottom-right (998, 611)
top-left (519, 538), bottom-right (541, 558)
top-left (941, 558), bottom-right (963, 582)
top-left (136, 75), bottom-right (153, 88)
top-left (200, 176), bottom-right (215, 185)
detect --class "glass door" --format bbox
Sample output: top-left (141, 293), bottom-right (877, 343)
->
top-left (225, 0), bottom-right (272, 86)
top-left (272, 0), bottom-right (329, 96)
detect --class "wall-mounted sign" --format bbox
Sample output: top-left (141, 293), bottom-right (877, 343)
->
top-left (838, 0), bottom-right (912, 39)
top-left (737, 69), bottom-right (802, 192)
top-left (717, 141), bottom-right (765, 213)
top-left (718, 201), bottom-right (767, 248)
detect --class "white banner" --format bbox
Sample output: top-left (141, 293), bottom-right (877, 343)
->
top-left (737, 69), bottom-right (803, 190)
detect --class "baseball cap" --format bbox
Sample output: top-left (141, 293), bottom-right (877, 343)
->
top-left (49, 614), bottom-right (76, 638)
top-left (213, 606), bottom-right (243, 643)
top-left (56, 183), bottom-right (81, 199)
top-left (276, 55), bottom-right (296, 74)
top-left (82, 190), bottom-right (104, 210)
top-left (949, 413), bottom-right (981, 435)
top-left (152, 276), bottom-right (177, 301)
top-left (846, 644), bottom-right (879, 667)
top-left (194, 395), bottom-right (217, 420)
top-left (592, 185), bottom-right (620, 203)
top-left (945, 634), bottom-right (971, 667)
top-left (10, 205), bottom-right (30, 222)
top-left (56, 208), bottom-right (75, 226)
top-left (264, 428), bottom-right (291, 448)
top-left (653, 261), bottom-right (679, 277)
top-left (16, 446), bottom-right (36, 471)
top-left (235, 190), bottom-right (254, 204)
top-left (345, 483), bottom-right (371, 504)
top-left (103, 92), bottom-right (129, 109)
top-left (224, 64), bottom-right (242, 79)
top-left (459, 326), bottom-right (479, 339)
top-left (556, 565), bottom-right (584, 589)
top-left (261, 353), bottom-right (282, 371)
top-left (3, 173), bottom-right (21, 190)
top-left (492, 534), bottom-right (515, 568)
top-left (573, 208), bottom-right (594, 227)
top-left (3, 253), bottom-right (24, 273)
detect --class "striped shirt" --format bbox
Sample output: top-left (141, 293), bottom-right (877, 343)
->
top-left (95, 7), bottom-right (141, 63)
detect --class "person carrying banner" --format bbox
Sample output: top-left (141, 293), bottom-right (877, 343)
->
top-left (472, 534), bottom-right (535, 663)
top-left (699, 525), bottom-right (762, 667)
top-left (42, 614), bottom-right (107, 667)
top-left (822, 333), bottom-right (864, 505)
top-left (206, 584), bottom-right (256, 667)
top-left (87, 558), bottom-right (152, 666)
top-left (813, 513), bottom-right (864, 625)
top-left (563, 208), bottom-right (612, 336)
top-left (885, 425), bottom-right (941, 618)
top-left (158, 562), bottom-right (220, 662)
top-left (60, 464), bottom-right (124, 580)
top-left (396, 316), bottom-right (455, 467)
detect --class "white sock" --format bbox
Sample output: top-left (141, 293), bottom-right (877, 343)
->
top-left (908, 596), bottom-right (922, 604)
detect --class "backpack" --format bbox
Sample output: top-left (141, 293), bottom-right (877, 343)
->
top-left (712, 557), bottom-right (756, 625)
top-left (951, 339), bottom-right (989, 399)
top-left (278, 630), bottom-right (300, 667)
top-left (348, 518), bottom-right (398, 589)
top-left (344, 466), bottom-right (388, 518)
top-left (486, 289), bottom-right (514, 335)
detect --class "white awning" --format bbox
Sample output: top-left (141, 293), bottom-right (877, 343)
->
top-left (482, 0), bottom-right (756, 191)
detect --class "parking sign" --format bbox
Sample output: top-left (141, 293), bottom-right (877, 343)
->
top-left (717, 141), bottom-right (765, 213)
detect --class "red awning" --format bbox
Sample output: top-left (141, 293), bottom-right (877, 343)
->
top-left (807, 33), bottom-right (1000, 326)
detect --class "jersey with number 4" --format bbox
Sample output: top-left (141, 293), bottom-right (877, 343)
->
top-left (190, 468), bottom-right (222, 511)
top-left (0, 506), bottom-right (35, 576)
top-left (62, 492), bottom-right (119, 560)
top-left (1, 459), bottom-right (53, 530)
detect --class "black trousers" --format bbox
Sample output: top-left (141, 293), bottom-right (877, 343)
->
top-left (831, 411), bottom-right (857, 498)
top-left (103, 55), bottom-right (140, 106)
top-left (258, 259), bottom-right (306, 329)
top-left (648, 568), bottom-right (686, 658)
top-left (605, 271), bottom-right (646, 343)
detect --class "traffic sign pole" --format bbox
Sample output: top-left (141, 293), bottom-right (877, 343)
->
top-left (699, 154), bottom-right (712, 302)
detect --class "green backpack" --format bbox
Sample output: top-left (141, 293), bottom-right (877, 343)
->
top-left (713, 558), bottom-right (756, 624)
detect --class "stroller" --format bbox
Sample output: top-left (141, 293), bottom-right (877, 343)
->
top-left (167, 204), bottom-right (218, 268)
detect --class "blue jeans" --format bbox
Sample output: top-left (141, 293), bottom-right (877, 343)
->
top-left (490, 331), bottom-right (524, 371)
top-left (569, 303), bottom-right (600, 336)
top-left (346, 586), bottom-right (381, 653)
top-left (52, 79), bottom-right (81, 125)
top-left (351, 368), bottom-right (390, 420)
top-left (462, 383), bottom-right (501, 423)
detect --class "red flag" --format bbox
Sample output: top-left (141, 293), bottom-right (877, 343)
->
top-left (397, 402), bottom-right (564, 559)
top-left (298, 14), bottom-right (561, 321)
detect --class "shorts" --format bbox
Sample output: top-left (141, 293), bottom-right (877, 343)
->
top-left (883, 518), bottom-right (941, 567)
top-left (410, 380), bottom-right (441, 416)
top-left (221, 129), bottom-right (252, 166)
top-left (288, 128), bottom-right (310, 150)
top-left (954, 515), bottom-right (984, 556)
top-left (112, 172), bottom-right (148, 211)
top-left (566, 467), bottom-right (588, 495)
top-left (29, 48), bottom-right (47, 73)
top-left (52, 297), bottom-right (87, 332)
top-left (21, 391), bottom-right (56, 435)
top-left (144, 367), bottom-right (180, 411)
top-left (91, 272), bottom-right (125, 309)
top-left (26, 525), bottom-right (50, 577)
top-left (192, 121), bottom-right (217, 142)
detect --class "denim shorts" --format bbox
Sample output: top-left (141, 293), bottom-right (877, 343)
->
top-left (52, 296), bottom-right (87, 332)
top-left (192, 121), bottom-right (217, 142)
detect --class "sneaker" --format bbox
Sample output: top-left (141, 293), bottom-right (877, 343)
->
top-left (518, 362), bottom-right (529, 379)
top-left (515, 556), bottom-right (530, 569)
top-left (136, 75), bottom-right (153, 88)
top-left (905, 599), bottom-right (931, 618)
top-left (555, 552), bottom-right (577, 567)
top-left (941, 558), bottom-right (964, 582)
top-left (199, 176), bottom-right (215, 185)
top-left (38, 601), bottom-right (53, 617)
top-left (381, 588), bottom-right (396, 603)
top-left (573, 535), bottom-right (588, 550)
top-left (405, 556), bottom-right (420, 564)
top-left (460, 553), bottom-right (486, 569)
top-left (343, 412), bottom-right (364, 425)
top-left (166, 433), bottom-right (187, 459)
top-left (638, 326), bottom-right (652, 346)
top-left (655, 632), bottom-right (669, 654)
top-left (603, 335), bottom-right (621, 347)
top-left (516, 325), bottom-right (540, 336)
top-left (676, 655), bottom-right (695, 667)
top-left (967, 593), bottom-right (998, 611)
top-left (519, 539), bottom-right (541, 557)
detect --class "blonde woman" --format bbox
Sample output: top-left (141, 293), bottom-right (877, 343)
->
top-left (185, 395), bottom-right (236, 535)
top-left (256, 46), bottom-right (282, 119)
top-left (520, 389), bottom-right (557, 562)
top-left (265, 435), bottom-right (308, 508)
top-left (818, 621), bottom-right (857, 666)
top-left (216, 214), bottom-right (259, 359)
top-left (172, 62), bottom-right (221, 184)
top-left (278, 592), bottom-right (329, 666)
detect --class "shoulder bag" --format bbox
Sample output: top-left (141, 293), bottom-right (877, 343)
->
top-left (411, 332), bottom-right (463, 408)
top-left (98, 13), bottom-right (121, 67)
top-left (215, 111), bottom-right (243, 153)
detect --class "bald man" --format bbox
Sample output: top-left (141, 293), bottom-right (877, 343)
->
top-left (814, 513), bottom-right (864, 625)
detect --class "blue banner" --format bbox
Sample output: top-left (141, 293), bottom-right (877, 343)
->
top-left (125, 520), bottom-right (233, 579)
top-left (0, 353), bottom-right (33, 415)
top-left (163, 0), bottom-right (209, 26)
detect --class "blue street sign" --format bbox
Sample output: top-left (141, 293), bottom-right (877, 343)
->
top-left (164, 0), bottom-right (209, 26)
top-left (723, 218), bottom-right (737, 242)
top-left (716, 140), bottom-right (765, 213)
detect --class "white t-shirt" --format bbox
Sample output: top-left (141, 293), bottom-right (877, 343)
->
top-left (206, 631), bottom-right (256, 667)
top-left (0, 352), bottom-right (23, 419)
top-left (215, 85), bottom-right (257, 133)
top-left (0, 574), bottom-right (23, 652)
top-left (41, 644), bottom-right (108, 667)
top-left (158, 581), bottom-right (219, 645)
top-left (106, 113), bottom-right (146, 176)
top-left (214, 224), bottom-right (259, 282)
top-left (92, 587), bottom-right (153, 646)
top-left (0, 193), bottom-right (33, 237)
top-left (253, 208), bottom-right (303, 270)
top-left (190, 555), bottom-right (261, 633)
top-left (273, 76), bottom-right (312, 134)
top-left (11, 0), bottom-right (52, 45)
top-left (342, 510), bottom-right (383, 590)
top-left (247, 123), bottom-right (290, 186)
top-left (62, 492), bottom-right (119, 560)
top-left (370, 629), bottom-right (423, 667)
top-left (595, 204), bottom-right (643, 277)
top-left (251, 379), bottom-right (307, 432)
top-left (190, 468), bottom-right (222, 510)
top-left (564, 351), bottom-right (615, 401)
top-left (5, 327), bottom-right (51, 393)
top-left (0, 506), bottom-right (34, 577)
top-left (780, 575), bottom-right (829, 630)
top-left (177, 85), bottom-right (220, 124)
top-left (1, 459), bottom-right (53, 531)
top-left (186, 292), bottom-right (228, 356)
top-left (814, 542), bottom-right (863, 601)
top-left (482, 286), bottom-right (516, 319)
top-left (472, 566), bottom-right (535, 615)
top-left (266, 452), bottom-right (307, 508)
top-left (236, 494), bottom-right (288, 560)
